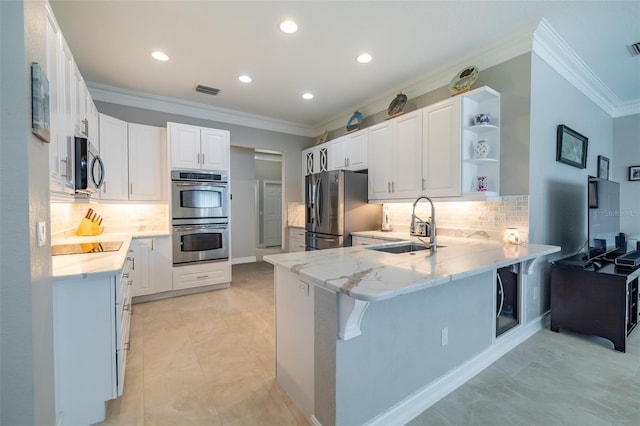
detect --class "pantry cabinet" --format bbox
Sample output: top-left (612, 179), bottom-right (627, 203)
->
top-left (368, 110), bottom-right (423, 201)
top-left (99, 114), bottom-right (167, 201)
top-left (168, 122), bottom-right (230, 171)
top-left (130, 237), bottom-right (172, 297)
top-left (328, 129), bottom-right (368, 171)
top-left (422, 97), bottom-right (462, 197)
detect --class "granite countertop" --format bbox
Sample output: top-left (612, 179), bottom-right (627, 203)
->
top-left (51, 226), bottom-right (170, 278)
top-left (264, 236), bottom-right (560, 302)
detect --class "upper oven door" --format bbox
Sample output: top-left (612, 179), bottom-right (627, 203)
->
top-left (172, 181), bottom-right (228, 219)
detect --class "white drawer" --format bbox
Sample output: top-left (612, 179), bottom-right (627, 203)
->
top-left (172, 261), bottom-right (231, 291)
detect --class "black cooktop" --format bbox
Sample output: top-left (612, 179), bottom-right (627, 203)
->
top-left (51, 241), bottom-right (124, 256)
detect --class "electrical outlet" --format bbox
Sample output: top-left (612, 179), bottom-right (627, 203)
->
top-left (36, 221), bottom-right (47, 247)
top-left (441, 327), bottom-right (448, 346)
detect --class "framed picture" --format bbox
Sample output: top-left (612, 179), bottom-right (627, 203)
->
top-left (31, 62), bottom-right (50, 143)
top-left (556, 124), bottom-right (587, 169)
top-left (629, 166), bottom-right (640, 181)
top-left (597, 155), bottom-right (609, 180)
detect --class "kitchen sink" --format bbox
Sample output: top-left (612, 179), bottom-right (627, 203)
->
top-left (365, 242), bottom-right (444, 254)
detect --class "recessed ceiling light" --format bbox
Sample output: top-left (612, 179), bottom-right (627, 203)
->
top-left (302, 92), bottom-right (314, 100)
top-left (357, 53), bottom-right (372, 64)
top-left (151, 51), bottom-right (169, 61)
top-left (238, 75), bottom-right (252, 83)
top-left (280, 19), bottom-right (298, 34)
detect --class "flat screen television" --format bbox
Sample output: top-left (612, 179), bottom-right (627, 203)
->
top-left (587, 176), bottom-right (620, 259)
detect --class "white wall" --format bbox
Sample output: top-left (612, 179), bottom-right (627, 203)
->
top-left (613, 114), bottom-right (640, 236)
top-left (1, 0), bottom-right (56, 424)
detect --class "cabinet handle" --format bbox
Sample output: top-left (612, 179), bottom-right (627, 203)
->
top-left (60, 158), bottom-right (69, 177)
top-left (127, 280), bottom-right (133, 286)
top-left (82, 118), bottom-right (89, 136)
top-left (123, 303), bottom-right (131, 311)
top-left (130, 183), bottom-right (133, 195)
top-left (127, 256), bottom-right (135, 270)
top-left (202, 153), bottom-right (205, 164)
top-left (422, 178), bottom-right (426, 191)
top-left (388, 181), bottom-right (391, 193)
top-left (392, 181), bottom-right (395, 192)
top-left (124, 342), bottom-right (130, 351)
top-left (151, 239), bottom-right (154, 251)
top-left (197, 275), bottom-right (209, 279)
top-left (197, 153), bottom-right (200, 164)
top-left (122, 272), bottom-right (130, 278)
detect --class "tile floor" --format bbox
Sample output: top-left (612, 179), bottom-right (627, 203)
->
top-left (101, 261), bottom-right (640, 425)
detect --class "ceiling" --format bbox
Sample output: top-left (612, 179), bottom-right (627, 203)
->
top-left (49, 1), bottom-right (640, 135)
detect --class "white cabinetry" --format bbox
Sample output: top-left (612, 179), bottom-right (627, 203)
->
top-left (302, 144), bottom-right (328, 176)
top-left (172, 261), bottom-right (231, 291)
top-left (168, 122), bottom-right (230, 171)
top-left (99, 114), bottom-right (129, 200)
top-left (130, 237), bottom-right (172, 297)
top-left (351, 235), bottom-right (398, 246)
top-left (99, 114), bottom-right (166, 201)
top-left (422, 97), bottom-right (462, 197)
top-left (288, 227), bottom-right (306, 252)
top-left (368, 110), bottom-right (423, 201)
top-left (460, 87), bottom-right (501, 198)
top-left (328, 130), bottom-right (368, 171)
top-left (52, 253), bottom-right (133, 426)
top-left (128, 123), bottom-right (167, 200)
top-left (275, 266), bottom-right (315, 420)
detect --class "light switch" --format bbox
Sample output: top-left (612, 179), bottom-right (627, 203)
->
top-left (36, 221), bottom-right (47, 247)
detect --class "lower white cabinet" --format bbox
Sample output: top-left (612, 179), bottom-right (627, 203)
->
top-left (130, 237), bottom-right (172, 297)
top-left (52, 253), bottom-right (133, 426)
top-left (288, 227), bottom-right (306, 252)
top-left (172, 260), bottom-right (231, 291)
top-left (351, 235), bottom-right (397, 246)
top-left (275, 266), bottom-right (315, 420)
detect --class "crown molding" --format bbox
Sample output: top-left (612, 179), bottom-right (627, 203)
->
top-left (531, 18), bottom-right (640, 118)
top-left (87, 82), bottom-right (316, 137)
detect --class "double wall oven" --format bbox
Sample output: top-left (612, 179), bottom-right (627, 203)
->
top-left (171, 170), bottom-right (229, 265)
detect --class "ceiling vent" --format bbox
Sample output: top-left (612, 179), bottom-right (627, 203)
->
top-left (629, 42), bottom-right (640, 57)
top-left (195, 85), bottom-right (220, 96)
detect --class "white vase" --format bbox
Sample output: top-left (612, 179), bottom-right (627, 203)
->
top-left (474, 140), bottom-right (490, 158)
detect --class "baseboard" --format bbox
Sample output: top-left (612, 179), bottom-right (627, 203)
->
top-left (231, 256), bottom-right (257, 265)
top-left (364, 314), bottom-right (548, 426)
top-left (310, 415), bottom-right (323, 426)
top-left (132, 282), bottom-right (230, 304)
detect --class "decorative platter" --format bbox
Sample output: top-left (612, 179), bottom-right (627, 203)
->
top-left (387, 93), bottom-right (407, 117)
top-left (346, 111), bottom-right (363, 132)
top-left (449, 65), bottom-right (479, 96)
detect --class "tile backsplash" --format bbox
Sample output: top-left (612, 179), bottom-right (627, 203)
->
top-left (287, 202), bottom-right (305, 227)
top-left (50, 202), bottom-right (169, 238)
top-left (384, 195), bottom-right (529, 242)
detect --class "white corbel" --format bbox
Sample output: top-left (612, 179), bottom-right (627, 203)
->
top-left (337, 293), bottom-right (370, 340)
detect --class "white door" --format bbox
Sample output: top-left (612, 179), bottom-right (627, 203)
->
top-left (264, 181), bottom-right (282, 247)
top-left (168, 122), bottom-right (201, 170)
top-left (201, 128), bottom-right (230, 171)
top-left (99, 113), bottom-right (129, 200)
top-left (368, 122), bottom-right (392, 200)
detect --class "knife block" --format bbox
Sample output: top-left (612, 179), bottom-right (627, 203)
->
top-left (75, 217), bottom-right (102, 236)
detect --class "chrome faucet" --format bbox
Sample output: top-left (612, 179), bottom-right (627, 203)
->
top-left (410, 195), bottom-right (437, 252)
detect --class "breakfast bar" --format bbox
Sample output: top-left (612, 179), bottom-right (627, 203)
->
top-left (265, 237), bottom-right (559, 426)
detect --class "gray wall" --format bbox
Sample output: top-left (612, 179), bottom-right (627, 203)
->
top-left (255, 155), bottom-right (282, 245)
top-left (528, 52), bottom-right (614, 317)
top-left (613, 114), bottom-right (640, 236)
top-left (230, 147), bottom-right (257, 260)
top-left (1, 0), bottom-right (56, 424)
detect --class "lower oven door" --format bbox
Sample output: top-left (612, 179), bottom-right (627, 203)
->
top-left (172, 223), bottom-right (229, 264)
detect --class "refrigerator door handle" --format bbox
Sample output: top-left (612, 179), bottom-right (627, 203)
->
top-left (316, 175), bottom-right (323, 226)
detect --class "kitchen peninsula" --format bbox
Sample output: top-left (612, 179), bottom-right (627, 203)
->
top-left (265, 237), bottom-right (559, 426)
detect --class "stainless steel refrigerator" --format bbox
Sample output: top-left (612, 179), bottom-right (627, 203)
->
top-left (305, 170), bottom-right (382, 250)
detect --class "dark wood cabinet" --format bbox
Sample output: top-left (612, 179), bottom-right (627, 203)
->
top-left (550, 260), bottom-right (639, 352)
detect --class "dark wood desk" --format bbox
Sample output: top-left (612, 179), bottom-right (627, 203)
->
top-left (550, 259), bottom-right (639, 352)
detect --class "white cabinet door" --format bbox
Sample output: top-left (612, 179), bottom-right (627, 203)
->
top-left (46, 6), bottom-right (64, 193)
top-left (128, 124), bottom-right (166, 201)
top-left (346, 130), bottom-right (368, 170)
top-left (328, 136), bottom-right (347, 170)
top-left (201, 128), bottom-right (230, 171)
top-left (59, 39), bottom-right (76, 194)
top-left (99, 114), bottom-right (129, 200)
top-left (169, 122), bottom-right (201, 170)
top-left (422, 98), bottom-right (461, 197)
top-left (368, 122), bottom-right (393, 200)
top-left (98, 114), bottom-right (128, 200)
top-left (391, 110), bottom-right (423, 199)
top-left (130, 237), bottom-right (172, 297)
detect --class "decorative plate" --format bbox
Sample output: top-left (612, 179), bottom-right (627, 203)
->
top-left (449, 65), bottom-right (479, 95)
top-left (346, 111), bottom-right (363, 132)
top-left (315, 130), bottom-right (328, 145)
top-left (387, 93), bottom-right (407, 116)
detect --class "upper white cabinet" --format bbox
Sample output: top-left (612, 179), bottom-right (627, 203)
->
top-left (328, 129), bottom-right (368, 171)
top-left (422, 97), bottom-right (462, 197)
top-left (368, 110), bottom-right (423, 201)
top-left (168, 122), bottom-right (230, 171)
top-left (303, 144), bottom-right (328, 176)
top-left (99, 114), bottom-right (129, 201)
top-left (99, 114), bottom-right (167, 201)
top-left (128, 123), bottom-right (167, 201)
top-left (460, 87), bottom-right (501, 198)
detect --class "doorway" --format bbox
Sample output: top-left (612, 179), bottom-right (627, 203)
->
top-left (254, 150), bottom-right (283, 260)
